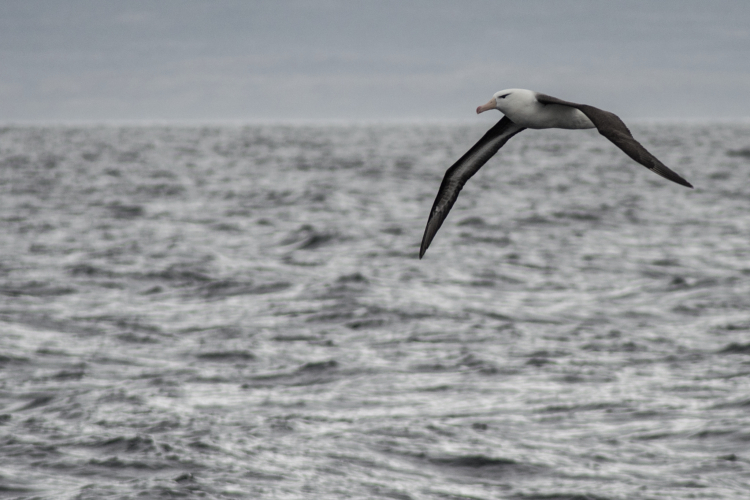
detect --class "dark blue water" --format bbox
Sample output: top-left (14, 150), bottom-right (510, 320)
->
top-left (1, 123), bottom-right (749, 499)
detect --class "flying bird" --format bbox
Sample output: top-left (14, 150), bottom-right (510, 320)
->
top-left (419, 89), bottom-right (693, 259)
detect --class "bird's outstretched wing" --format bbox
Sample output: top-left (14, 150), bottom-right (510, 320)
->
top-left (535, 93), bottom-right (693, 188)
top-left (419, 116), bottom-right (526, 259)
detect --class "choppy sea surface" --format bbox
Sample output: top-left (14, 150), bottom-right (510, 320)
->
top-left (1, 122), bottom-right (750, 499)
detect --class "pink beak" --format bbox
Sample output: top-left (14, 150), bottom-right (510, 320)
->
top-left (476, 98), bottom-right (497, 114)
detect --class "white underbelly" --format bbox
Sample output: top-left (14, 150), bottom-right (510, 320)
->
top-left (508, 104), bottom-right (595, 130)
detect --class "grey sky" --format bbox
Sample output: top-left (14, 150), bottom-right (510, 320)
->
top-left (2, 0), bottom-right (749, 122)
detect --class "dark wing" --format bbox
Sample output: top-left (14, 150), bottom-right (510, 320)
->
top-left (419, 116), bottom-right (525, 259)
top-left (536, 93), bottom-right (693, 188)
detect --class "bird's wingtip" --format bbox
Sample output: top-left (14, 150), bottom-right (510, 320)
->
top-left (419, 227), bottom-right (431, 259)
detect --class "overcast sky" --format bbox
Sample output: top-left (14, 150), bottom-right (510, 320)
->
top-left (2, 0), bottom-right (749, 122)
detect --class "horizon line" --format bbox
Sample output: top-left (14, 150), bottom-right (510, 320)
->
top-left (2, 116), bottom-right (750, 127)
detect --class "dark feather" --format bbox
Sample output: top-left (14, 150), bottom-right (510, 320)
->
top-left (419, 116), bottom-right (525, 258)
top-left (535, 93), bottom-right (693, 188)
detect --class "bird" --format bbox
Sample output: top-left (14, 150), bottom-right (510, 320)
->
top-left (418, 89), bottom-right (693, 259)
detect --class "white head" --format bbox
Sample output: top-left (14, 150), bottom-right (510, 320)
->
top-left (476, 89), bottom-right (532, 115)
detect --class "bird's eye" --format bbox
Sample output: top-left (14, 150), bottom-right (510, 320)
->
top-left (497, 94), bottom-right (510, 99)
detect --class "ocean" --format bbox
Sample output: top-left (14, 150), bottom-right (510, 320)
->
top-left (1, 122), bottom-right (749, 499)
